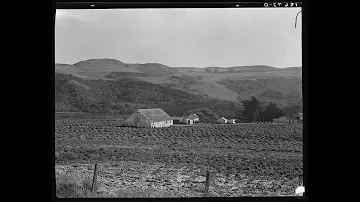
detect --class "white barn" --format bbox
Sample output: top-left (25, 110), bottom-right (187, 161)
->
top-left (125, 108), bottom-right (173, 128)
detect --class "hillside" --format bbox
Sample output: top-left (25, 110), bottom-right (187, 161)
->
top-left (217, 77), bottom-right (302, 107)
top-left (55, 59), bottom-right (142, 78)
top-left (54, 59), bottom-right (302, 114)
top-left (55, 72), bottom-right (212, 114)
top-left (135, 63), bottom-right (179, 76)
top-left (104, 72), bottom-right (150, 79)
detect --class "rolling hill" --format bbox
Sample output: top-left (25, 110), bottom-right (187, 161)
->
top-left (135, 63), bottom-right (179, 76)
top-left (55, 59), bottom-right (142, 78)
top-left (54, 58), bottom-right (303, 114)
top-left (55, 72), bottom-right (212, 114)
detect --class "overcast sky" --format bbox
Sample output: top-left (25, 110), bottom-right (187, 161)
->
top-left (55, 8), bottom-right (302, 68)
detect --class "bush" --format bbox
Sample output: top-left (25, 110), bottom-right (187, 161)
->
top-left (56, 176), bottom-right (83, 198)
top-left (57, 175), bottom-right (112, 198)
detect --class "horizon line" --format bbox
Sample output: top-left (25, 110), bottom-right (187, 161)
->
top-left (55, 58), bottom-right (302, 69)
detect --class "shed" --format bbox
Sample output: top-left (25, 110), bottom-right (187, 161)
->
top-left (125, 108), bottom-right (173, 128)
top-left (217, 117), bottom-right (228, 124)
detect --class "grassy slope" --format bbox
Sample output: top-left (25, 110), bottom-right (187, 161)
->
top-left (55, 72), bottom-right (212, 113)
top-left (135, 63), bottom-right (179, 76)
top-left (189, 80), bottom-right (239, 101)
top-left (55, 59), bottom-right (141, 78)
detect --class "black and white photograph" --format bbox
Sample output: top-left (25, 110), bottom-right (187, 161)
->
top-left (54, 2), bottom-right (304, 198)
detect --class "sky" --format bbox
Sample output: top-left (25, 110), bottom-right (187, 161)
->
top-left (55, 8), bottom-right (302, 68)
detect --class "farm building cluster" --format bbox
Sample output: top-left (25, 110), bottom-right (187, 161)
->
top-left (272, 113), bottom-right (303, 123)
top-left (172, 114), bottom-right (200, 124)
top-left (217, 117), bottom-right (236, 124)
top-left (124, 108), bottom-right (303, 128)
top-left (125, 108), bottom-right (200, 128)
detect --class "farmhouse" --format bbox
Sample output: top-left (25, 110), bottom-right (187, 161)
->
top-left (125, 108), bottom-right (173, 128)
top-left (187, 114), bottom-right (200, 123)
top-left (217, 117), bottom-right (228, 124)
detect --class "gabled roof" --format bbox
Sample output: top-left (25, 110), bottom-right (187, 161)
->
top-left (187, 114), bottom-right (199, 119)
top-left (137, 108), bottom-right (173, 123)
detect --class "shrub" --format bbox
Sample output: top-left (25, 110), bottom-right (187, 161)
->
top-left (56, 175), bottom-right (82, 198)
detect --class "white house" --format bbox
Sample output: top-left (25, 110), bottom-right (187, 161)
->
top-left (187, 114), bottom-right (200, 123)
top-left (125, 108), bottom-right (173, 128)
top-left (217, 117), bottom-right (228, 124)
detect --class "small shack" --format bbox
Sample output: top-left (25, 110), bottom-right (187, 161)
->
top-left (125, 108), bottom-right (173, 128)
top-left (217, 117), bottom-right (228, 124)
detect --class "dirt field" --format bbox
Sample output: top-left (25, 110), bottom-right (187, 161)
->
top-left (55, 118), bottom-right (303, 197)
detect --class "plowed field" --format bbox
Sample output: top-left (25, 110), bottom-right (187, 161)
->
top-left (55, 118), bottom-right (303, 197)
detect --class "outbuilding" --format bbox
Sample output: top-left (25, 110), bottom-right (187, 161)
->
top-left (125, 108), bottom-right (173, 128)
top-left (217, 117), bottom-right (228, 124)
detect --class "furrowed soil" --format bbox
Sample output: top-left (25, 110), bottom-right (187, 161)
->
top-left (55, 118), bottom-right (303, 197)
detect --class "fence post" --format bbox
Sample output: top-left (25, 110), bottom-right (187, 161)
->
top-left (91, 163), bottom-right (99, 193)
top-left (204, 169), bottom-right (210, 197)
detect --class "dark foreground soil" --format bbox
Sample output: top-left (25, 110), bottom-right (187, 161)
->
top-left (55, 119), bottom-right (303, 197)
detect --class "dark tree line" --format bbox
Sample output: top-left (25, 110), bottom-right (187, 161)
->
top-left (236, 96), bottom-right (284, 122)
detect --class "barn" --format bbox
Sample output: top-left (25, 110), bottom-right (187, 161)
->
top-left (125, 108), bottom-right (173, 128)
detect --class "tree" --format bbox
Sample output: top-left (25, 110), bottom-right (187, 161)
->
top-left (236, 96), bottom-right (263, 122)
top-left (263, 102), bottom-right (285, 122)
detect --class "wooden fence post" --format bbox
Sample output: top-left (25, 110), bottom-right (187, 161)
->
top-left (91, 163), bottom-right (99, 193)
top-left (204, 169), bottom-right (210, 197)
